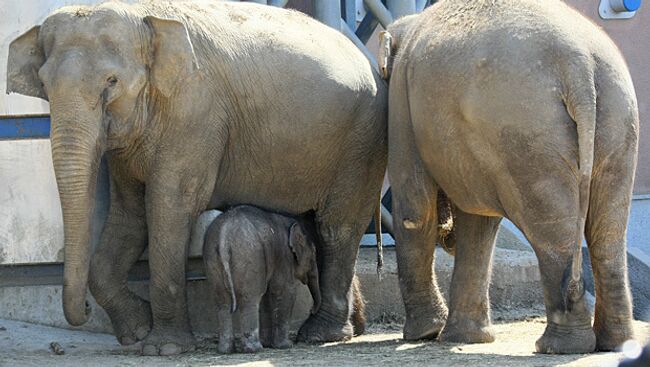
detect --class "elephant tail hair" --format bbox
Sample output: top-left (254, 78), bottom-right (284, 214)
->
top-left (219, 244), bottom-right (237, 313)
top-left (560, 60), bottom-right (597, 311)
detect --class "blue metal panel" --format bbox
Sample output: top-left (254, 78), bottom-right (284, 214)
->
top-left (0, 116), bottom-right (51, 140)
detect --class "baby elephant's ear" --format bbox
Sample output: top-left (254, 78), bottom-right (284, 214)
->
top-left (288, 222), bottom-right (308, 263)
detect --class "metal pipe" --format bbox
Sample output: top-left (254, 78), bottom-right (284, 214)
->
top-left (269, 0), bottom-right (288, 7)
top-left (343, 0), bottom-right (357, 29)
top-left (340, 19), bottom-right (379, 71)
top-left (313, 0), bottom-right (342, 29)
top-left (416, 0), bottom-right (428, 12)
top-left (363, 0), bottom-right (393, 28)
top-left (388, 0), bottom-right (416, 19)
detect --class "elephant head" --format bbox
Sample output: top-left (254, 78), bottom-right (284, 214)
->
top-left (288, 222), bottom-right (321, 315)
top-left (5, 5), bottom-right (198, 326)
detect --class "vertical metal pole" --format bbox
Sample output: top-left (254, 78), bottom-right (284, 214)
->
top-left (387, 0), bottom-right (416, 19)
top-left (343, 0), bottom-right (357, 30)
top-left (313, 0), bottom-right (342, 29)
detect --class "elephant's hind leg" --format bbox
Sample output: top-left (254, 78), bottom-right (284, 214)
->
top-left (586, 141), bottom-right (636, 351)
top-left (388, 67), bottom-right (447, 341)
top-left (514, 201), bottom-right (596, 354)
top-left (439, 211), bottom-right (501, 344)
top-left (88, 164), bottom-right (151, 346)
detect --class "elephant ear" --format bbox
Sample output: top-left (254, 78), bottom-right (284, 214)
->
top-left (6, 26), bottom-right (47, 100)
top-left (144, 16), bottom-right (199, 97)
top-left (288, 222), bottom-right (311, 272)
top-left (378, 30), bottom-right (394, 80)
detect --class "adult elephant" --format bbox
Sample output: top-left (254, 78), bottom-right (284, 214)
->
top-left (380, 0), bottom-right (638, 354)
top-left (6, 1), bottom-right (386, 355)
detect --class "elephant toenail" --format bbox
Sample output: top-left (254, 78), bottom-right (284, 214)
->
top-left (141, 344), bottom-right (158, 356)
top-left (120, 336), bottom-right (135, 345)
top-left (160, 343), bottom-right (182, 356)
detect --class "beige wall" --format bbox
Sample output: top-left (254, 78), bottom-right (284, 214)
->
top-left (565, 1), bottom-right (649, 194)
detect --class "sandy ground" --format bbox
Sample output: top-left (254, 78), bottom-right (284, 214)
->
top-left (0, 318), bottom-right (648, 367)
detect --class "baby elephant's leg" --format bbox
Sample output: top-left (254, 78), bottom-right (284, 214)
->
top-left (269, 285), bottom-right (297, 349)
top-left (216, 304), bottom-right (234, 354)
top-left (233, 300), bottom-right (263, 353)
top-left (259, 293), bottom-right (273, 347)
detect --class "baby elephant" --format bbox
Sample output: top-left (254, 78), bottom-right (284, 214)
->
top-left (204, 205), bottom-right (321, 353)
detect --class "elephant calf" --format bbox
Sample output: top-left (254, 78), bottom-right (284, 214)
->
top-left (203, 205), bottom-right (321, 353)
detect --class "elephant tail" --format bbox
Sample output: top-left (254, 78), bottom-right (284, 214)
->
top-left (560, 60), bottom-right (597, 311)
top-left (375, 191), bottom-right (384, 279)
top-left (219, 244), bottom-right (237, 313)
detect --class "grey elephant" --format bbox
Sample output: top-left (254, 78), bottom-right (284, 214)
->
top-left (379, 0), bottom-right (638, 354)
top-left (6, 0), bottom-right (386, 355)
top-left (203, 205), bottom-right (321, 353)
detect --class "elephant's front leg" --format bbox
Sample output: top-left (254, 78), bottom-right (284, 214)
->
top-left (89, 164), bottom-right (151, 346)
top-left (141, 176), bottom-right (209, 356)
top-left (296, 221), bottom-right (359, 342)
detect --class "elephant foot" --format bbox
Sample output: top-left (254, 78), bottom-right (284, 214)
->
top-left (109, 298), bottom-right (152, 346)
top-left (535, 322), bottom-right (596, 354)
top-left (297, 313), bottom-right (353, 343)
top-left (141, 327), bottom-right (196, 356)
top-left (594, 320), bottom-right (634, 351)
top-left (439, 318), bottom-right (495, 344)
top-left (217, 335), bottom-right (234, 354)
top-left (271, 338), bottom-right (293, 349)
top-left (403, 310), bottom-right (447, 341)
top-left (235, 334), bottom-right (263, 353)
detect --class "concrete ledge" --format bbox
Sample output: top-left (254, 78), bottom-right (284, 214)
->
top-left (0, 247), bottom-right (543, 336)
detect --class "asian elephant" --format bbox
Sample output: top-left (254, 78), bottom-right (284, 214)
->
top-left (380, 0), bottom-right (638, 354)
top-left (203, 205), bottom-right (321, 353)
top-left (6, 0), bottom-right (386, 355)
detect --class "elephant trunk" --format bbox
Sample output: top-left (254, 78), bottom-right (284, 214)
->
top-left (308, 266), bottom-right (321, 315)
top-left (50, 100), bottom-right (104, 326)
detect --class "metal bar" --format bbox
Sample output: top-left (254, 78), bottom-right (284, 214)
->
top-left (363, 0), bottom-right (393, 28)
top-left (343, 0), bottom-right (357, 29)
top-left (355, 11), bottom-right (380, 43)
top-left (340, 19), bottom-right (379, 71)
top-left (268, 0), bottom-right (288, 7)
top-left (0, 258), bottom-right (207, 288)
top-left (416, 0), bottom-right (428, 12)
top-left (387, 0), bottom-right (416, 19)
top-left (0, 115), bottom-right (51, 140)
top-left (313, 0), bottom-right (342, 29)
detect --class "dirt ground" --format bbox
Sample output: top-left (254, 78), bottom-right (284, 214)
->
top-left (0, 318), bottom-right (648, 367)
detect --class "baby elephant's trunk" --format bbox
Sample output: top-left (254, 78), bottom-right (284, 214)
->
top-left (308, 267), bottom-right (321, 314)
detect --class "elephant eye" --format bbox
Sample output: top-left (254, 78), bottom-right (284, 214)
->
top-left (106, 75), bottom-right (118, 87)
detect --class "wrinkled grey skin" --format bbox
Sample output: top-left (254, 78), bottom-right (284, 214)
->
top-left (380, 0), bottom-right (638, 354)
top-left (6, 1), bottom-right (386, 355)
top-left (203, 206), bottom-right (320, 353)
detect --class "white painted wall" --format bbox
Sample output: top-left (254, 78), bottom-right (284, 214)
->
top-left (0, 0), bottom-right (108, 265)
